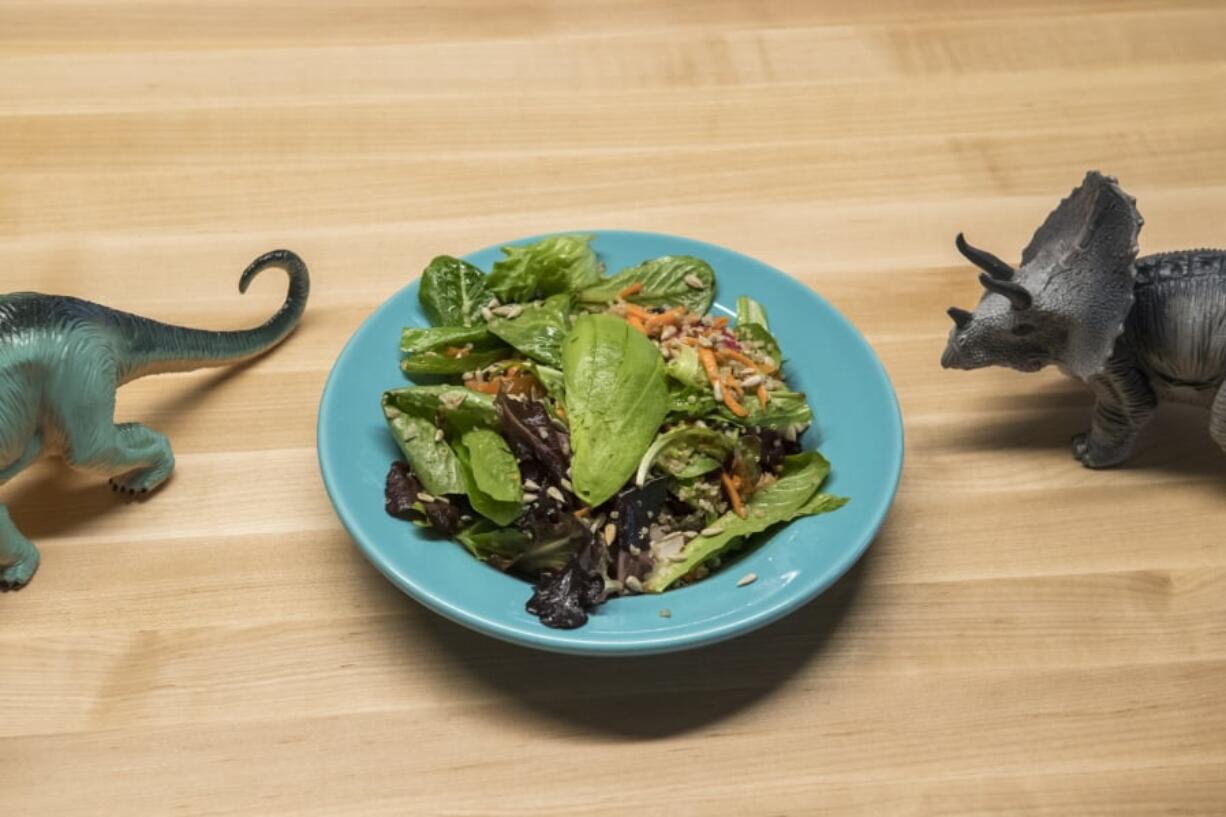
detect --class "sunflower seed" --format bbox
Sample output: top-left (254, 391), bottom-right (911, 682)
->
top-left (660, 325), bottom-right (678, 341)
top-left (737, 573), bottom-right (758, 587)
top-left (546, 486), bottom-right (565, 502)
top-left (624, 576), bottom-right (644, 593)
top-left (740, 374), bottom-right (764, 388)
top-left (684, 274), bottom-right (706, 290)
top-left (523, 479), bottom-right (540, 491)
top-left (416, 492), bottom-right (436, 503)
top-left (700, 525), bottom-right (724, 536)
top-left (480, 306), bottom-right (495, 322)
top-left (434, 428), bottom-right (445, 442)
top-left (712, 381), bottom-right (724, 402)
top-left (659, 608), bottom-right (672, 618)
top-left (603, 523), bottom-right (617, 545)
top-left (522, 492), bottom-right (539, 503)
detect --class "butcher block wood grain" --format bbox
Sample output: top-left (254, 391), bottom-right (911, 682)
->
top-left (2, 2), bottom-right (1225, 815)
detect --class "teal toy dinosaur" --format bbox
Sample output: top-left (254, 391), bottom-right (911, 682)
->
top-left (0, 249), bottom-right (309, 590)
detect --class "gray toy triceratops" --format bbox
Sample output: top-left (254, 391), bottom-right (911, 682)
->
top-left (942, 170), bottom-right (1226, 469)
top-left (0, 250), bottom-right (309, 590)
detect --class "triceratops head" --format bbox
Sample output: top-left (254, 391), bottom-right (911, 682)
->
top-left (941, 171), bottom-right (1143, 380)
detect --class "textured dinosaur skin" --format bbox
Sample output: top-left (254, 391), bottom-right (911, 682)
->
top-left (942, 172), bottom-right (1226, 469)
top-left (0, 250), bottom-right (309, 589)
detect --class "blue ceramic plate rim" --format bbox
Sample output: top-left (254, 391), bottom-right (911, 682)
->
top-left (317, 230), bottom-right (903, 656)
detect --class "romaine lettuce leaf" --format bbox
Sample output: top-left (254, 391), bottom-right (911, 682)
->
top-left (735, 296), bottom-right (770, 331)
top-left (401, 324), bottom-right (490, 355)
top-left (643, 452), bottom-right (843, 592)
top-left (400, 340), bottom-right (511, 375)
top-left (419, 255), bottom-right (490, 327)
top-left (381, 397), bottom-right (466, 496)
top-left (486, 235), bottom-right (600, 302)
top-left (563, 314), bottom-right (669, 507)
top-left (487, 293), bottom-right (570, 366)
top-left (384, 385), bottom-right (498, 428)
top-left (452, 427), bottom-right (522, 526)
top-left (577, 256), bottom-right (715, 314)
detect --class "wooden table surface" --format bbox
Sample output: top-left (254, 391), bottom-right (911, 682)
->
top-left (3, 2), bottom-right (1225, 814)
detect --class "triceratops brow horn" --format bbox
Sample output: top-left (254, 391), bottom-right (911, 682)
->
top-left (956, 233), bottom-right (1015, 281)
top-left (947, 306), bottom-right (973, 330)
top-left (978, 273), bottom-right (1033, 311)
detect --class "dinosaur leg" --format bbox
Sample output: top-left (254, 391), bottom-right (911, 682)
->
top-left (1208, 380), bottom-right (1226, 454)
top-left (67, 421), bottom-right (175, 495)
top-left (0, 373), bottom-right (41, 590)
top-left (1073, 359), bottom-right (1157, 469)
top-left (57, 374), bottom-right (175, 495)
top-left (0, 505), bottom-right (38, 591)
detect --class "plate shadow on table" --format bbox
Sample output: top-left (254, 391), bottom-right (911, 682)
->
top-left (369, 526), bottom-right (880, 741)
top-left (946, 380), bottom-right (1226, 482)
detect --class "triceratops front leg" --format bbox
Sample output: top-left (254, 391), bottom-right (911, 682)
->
top-left (1073, 354), bottom-right (1157, 468)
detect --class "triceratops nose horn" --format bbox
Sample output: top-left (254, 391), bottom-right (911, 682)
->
top-left (947, 306), bottom-right (973, 330)
top-left (956, 233), bottom-right (1015, 281)
top-left (978, 273), bottom-right (1033, 311)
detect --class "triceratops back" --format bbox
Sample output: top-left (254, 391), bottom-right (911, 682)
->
top-left (1126, 250), bottom-right (1226, 397)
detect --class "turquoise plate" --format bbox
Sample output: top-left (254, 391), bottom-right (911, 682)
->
top-left (318, 231), bottom-right (902, 655)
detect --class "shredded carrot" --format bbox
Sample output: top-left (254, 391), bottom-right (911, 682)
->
top-left (756, 383), bottom-right (770, 408)
top-left (710, 316), bottom-right (729, 329)
top-left (698, 347), bottom-right (720, 382)
top-left (645, 307), bottom-right (685, 331)
top-left (721, 471), bottom-right (747, 519)
top-left (573, 507), bottom-right (591, 519)
top-left (506, 365), bottom-right (520, 376)
top-left (465, 379), bottom-right (501, 395)
top-left (626, 314), bottom-right (648, 334)
top-left (718, 348), bottom-right (770, 373)
top-left (624, 303), bottom-right (652, 321)
top-left (681, 336), bottom-right (699, 346)
top-left (722, 388), bottom-right (749, 417)
top-left (722, 372), bottom-right (743, 396)
top-left (618, 282), bottom-right (643, 299)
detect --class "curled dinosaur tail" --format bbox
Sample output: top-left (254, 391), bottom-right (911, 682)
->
top-left (118, 249), bottom-right (310, 382)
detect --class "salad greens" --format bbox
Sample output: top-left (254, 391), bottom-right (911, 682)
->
top-left (563, 314), bottom-right (669, 507)
top-left (382, 234), bottom-right (846, 629)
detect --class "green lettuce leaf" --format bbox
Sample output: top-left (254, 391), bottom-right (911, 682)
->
top-left (456, 519), bottom-right (530, 565)
top-left (636, 425), bottom-right (735, 484)
top-left (400, 340), bottom-right (511, 375)
top-left (400, 324), bottom-right (490, 355)
top-left (735, 296), bottom-right (770, 331)
top-left (732, 389), bottom-right (813, 429)
top-left (577, 256), bottom-right (715, 314)
top-left (665, 342), bottom-right (707, 389)
top-left (452, 427), bottom-right (522, 526)
top-left (563, 313), bottom-right (669, 507)
top-left (487, 293), bottom-right (570, 366)
top-left (381, 395), bottom-right (466, 496)
top-left (384, 385), bottom-right (499, 429)
top-left (643, 452), bottom-right (843, 592)
top-left (486, 235), bottom-right (600, 302)
top-left (419, 255), bottom-right (490, 327)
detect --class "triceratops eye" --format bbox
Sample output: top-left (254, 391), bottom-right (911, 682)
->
top-left (1012, 323), bottom-right (1036, 336)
